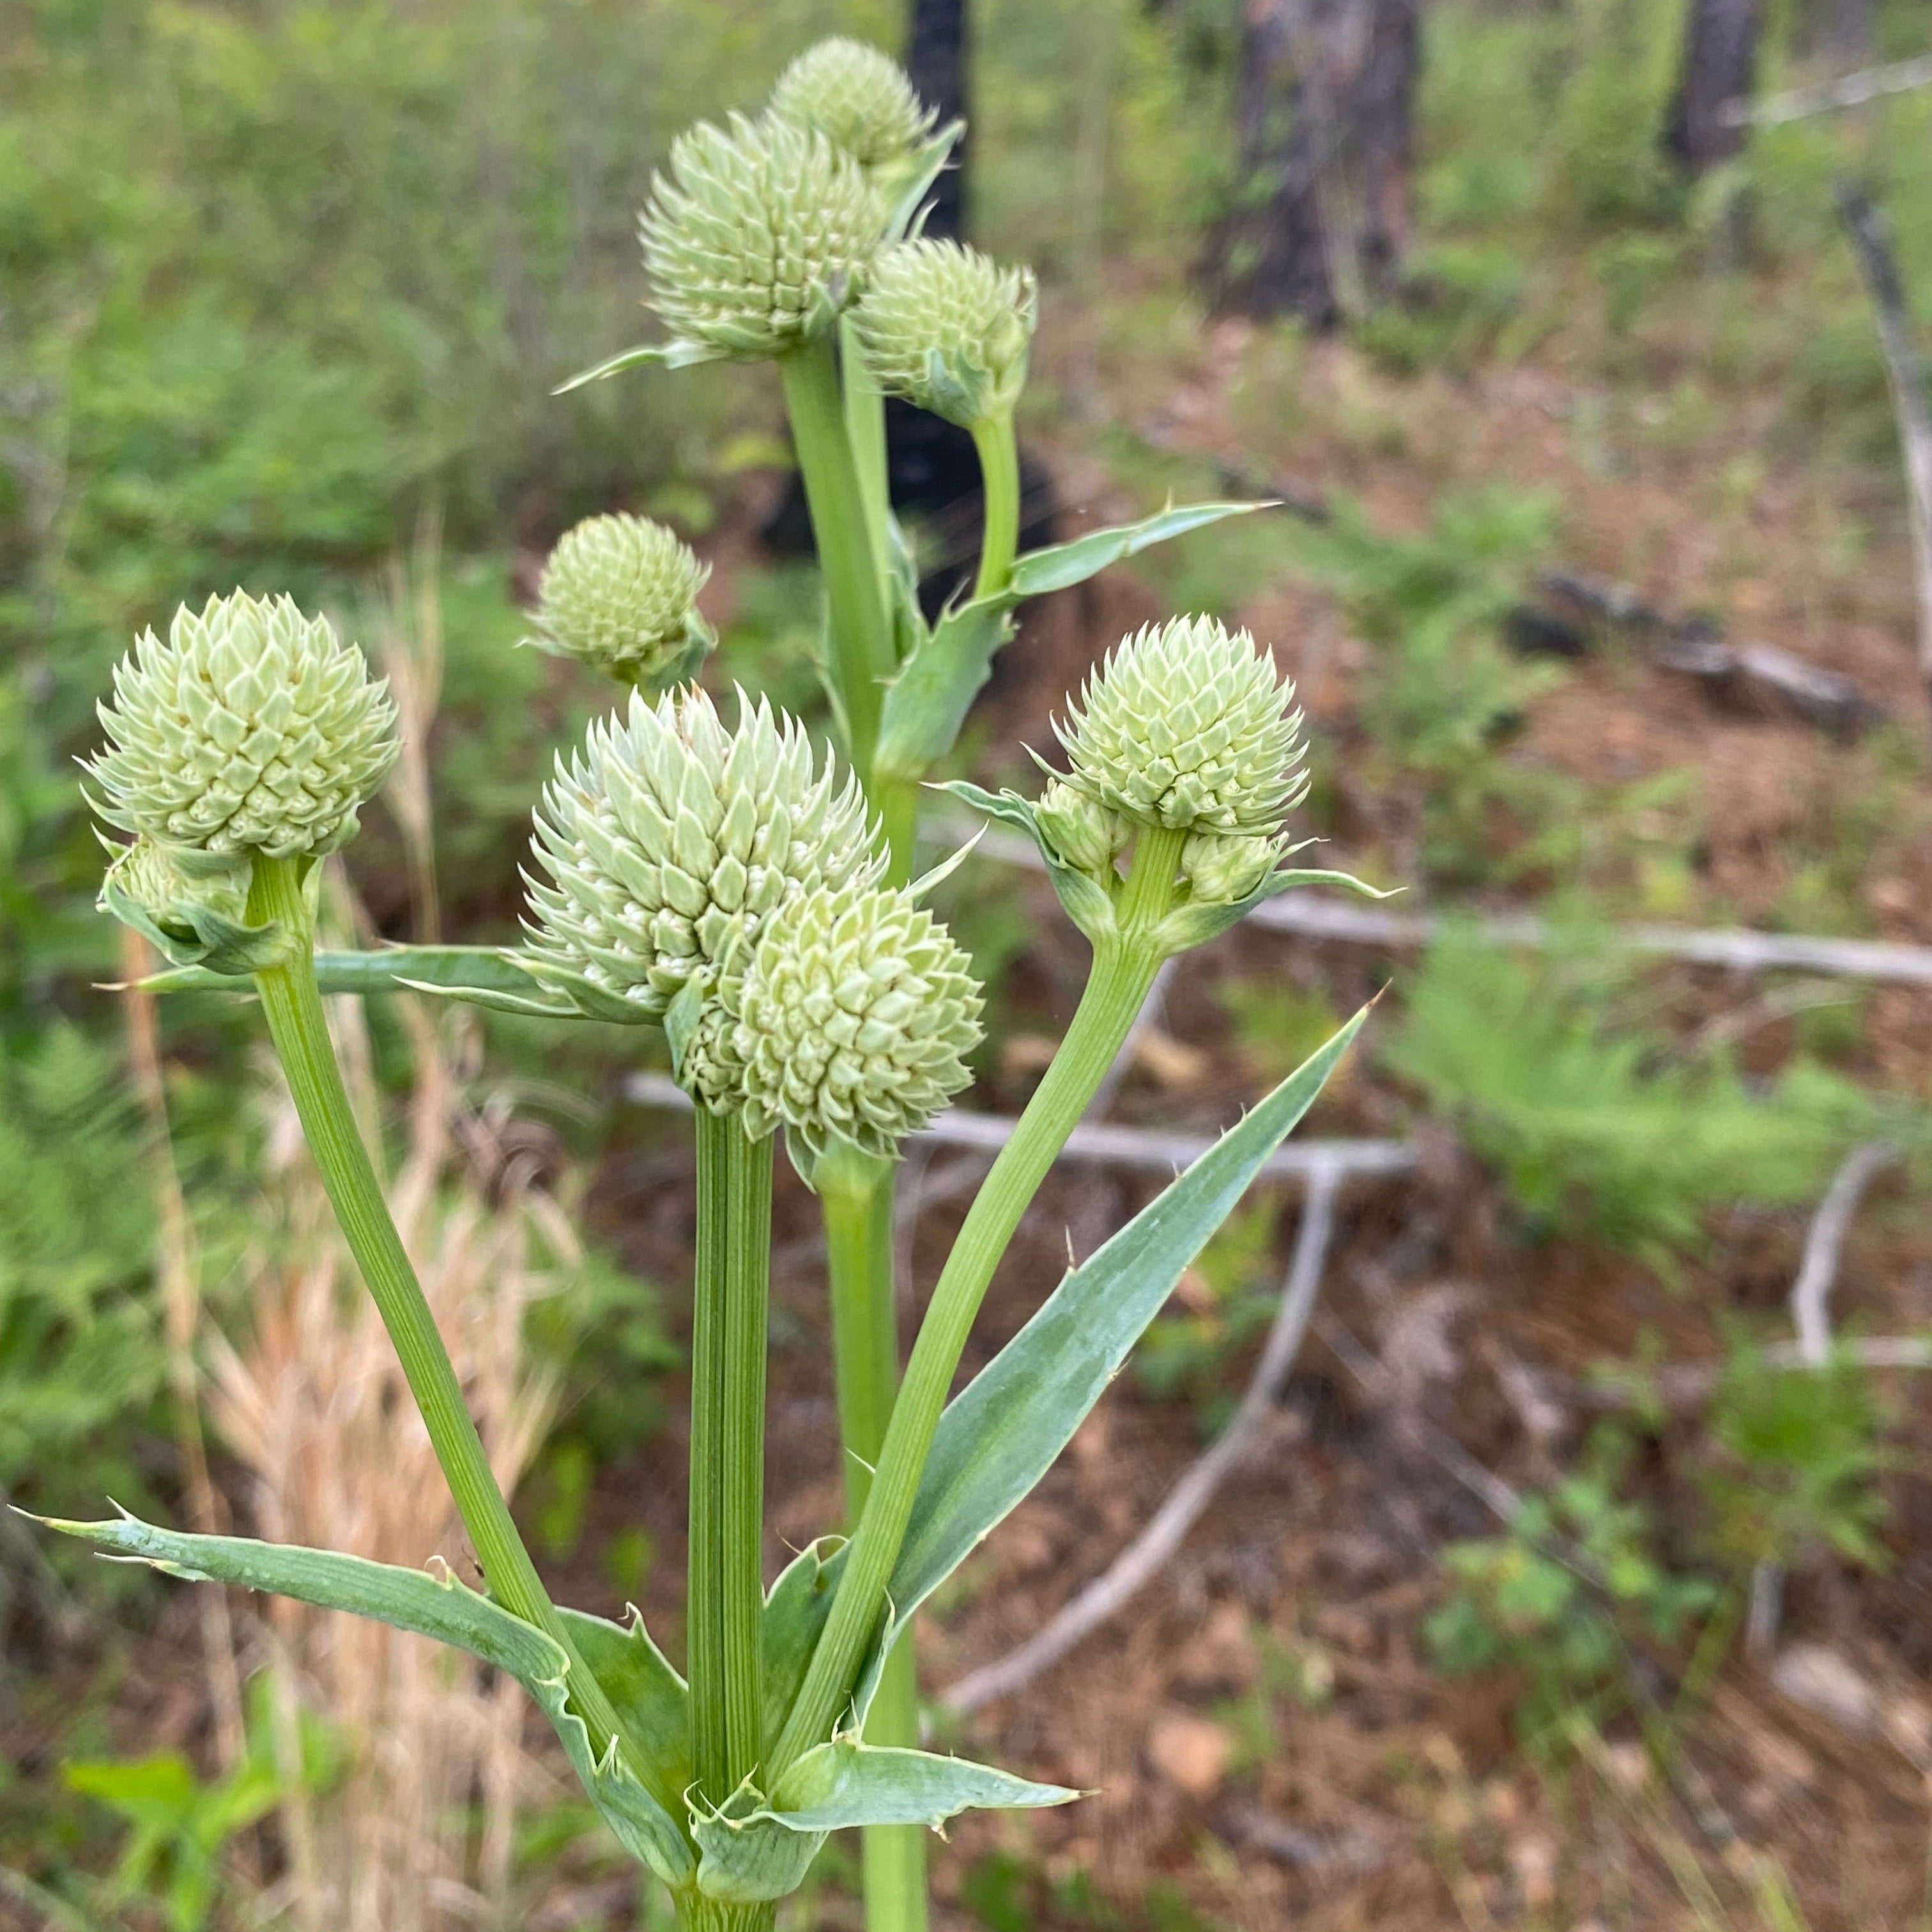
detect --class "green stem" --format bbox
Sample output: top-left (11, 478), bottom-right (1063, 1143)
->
top-left (688, 1112), bottom-right (774, 1803)
top-left (970, 410), bottom-right (1021, 602)
top-left (674, 1899), bottom-right (777, 1932)
top-left (819, 1149), bottom-right (929, 1932)
top-left (244, 857), bottom-right (630, 1766)
top-left (769, 824), bottom-right (1187, 1777)
top-left (780, 332), bottom-right (896, 781)
top-left (873, 774), bottom-right (921, 888)
top-left (841, 314), bottom-right (893, 578)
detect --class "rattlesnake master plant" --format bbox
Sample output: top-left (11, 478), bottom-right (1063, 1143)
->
top-left (523, 686), bottom-right (880, 1086)
top-left (530, 512), bottom-right (715, 689)
top-left (88, 590), bottom-right (399, 859)
top-left (769, 36), bottom-right (936, 172)
top-left (640, 112), bottom-right (882, 360)
top-left (722, 876), bottom-right (982, 1162)
top-left (851, 240), bottom-right (1037, 430)
top-left (1057, 615), bottom-right (1308, 836)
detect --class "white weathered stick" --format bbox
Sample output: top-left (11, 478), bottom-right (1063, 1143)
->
top-left (1722, 53), bottom-right (1932, 127)
top-left (944, 819), bottom-right (1932, 986)
top-left (1790, 1140), bottom-right (1897, 1367)
top-left (622, 1071), bottom-right (1418, 1182)
top-left (1839, 183), bottom-right (1932, 693)
top-left (939, 1163), bottom-right (1344, 1713)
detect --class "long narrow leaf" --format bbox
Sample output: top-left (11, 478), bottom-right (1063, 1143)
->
top-left (1007, 500), bottom-right (1273, 599)
top-left (131, 946), bottom-right (556, 1001)
top-left (36, 1512), bottom-right (695, 1887)
top-left (853, 1007), bottom-right (1368, 1719)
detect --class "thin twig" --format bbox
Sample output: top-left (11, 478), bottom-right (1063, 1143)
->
top-left (1838, 182), bottom-right (1932, 693)
top-left (1790, 1140), bottom-right (1897, 1367)
top-left (1722, 53), bottom-right (1932, 127)
top-left (622, 1071), bottom-right (1416, 1183)
top-left (940, 1165), bottom-right (1343, 1712)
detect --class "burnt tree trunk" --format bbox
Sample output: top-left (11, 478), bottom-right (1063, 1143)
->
top-left (906, 0), bottom-right (969, 238)
top-left (1209, 0), bottom-right (1420, 328)
top-left (1664, 0), bottom-right (1763, 172)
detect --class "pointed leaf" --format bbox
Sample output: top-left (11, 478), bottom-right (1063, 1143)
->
top-left (1006, 501), bottom-right (1274, 599)
top-left (875, 596), bottom-right (1016, 778)
top-left (1149, 865), bottom-right (1400, 957)
top-left (876, 123), bottom-right (965, 244)
top-left (763, 1538), bottom-right (847, 1752)
top-left (133, 946), bottom-right (557, 1001)
top-left (37, 1512), bottom-right (695, 1889)
top-left (553, 339), bottom-right (723, 394)
top-left (940, 782), bottom-right (1116, 945)
top-left (853, 1008), bottom-right (1368, 1721)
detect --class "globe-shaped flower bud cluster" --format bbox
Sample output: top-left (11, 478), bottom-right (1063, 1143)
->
top-left (530, 513), bottom-right (714, 690)
top-left (1035, 778), bottom-right (1129, 878)
top-left (640, 112), bottom-right (883, 359)
top-left (524, 687), bottom-right (879, 1052)
top-left (88, 590), bottom-right (399, 859)
top-left (102, 834), bottom-right (250, 939)
top-left (722, 876), bottom-right (982, 1160)
top-left (850, 240), bottom-right (1036, 429)
top-left (1179, 829), bottom-right (1280, 905)
top-left (769, 37), bottom-right (935, 172)
top-left (1057, 617), bottom-right (1307, 835)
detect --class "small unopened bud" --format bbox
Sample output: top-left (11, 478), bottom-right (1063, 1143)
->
top-left (530, 513), bottom-right (713, 690)
top-left (1057, 616), bottom-right (1307, 834)
top-left (769, 37), bottom-right (935, 172)
top-left (724, 876), bottom-right (983, 1160)
top-left (850, 240), bottom-right (1036, 428)
top-left (640, 112), bottom-right (882, 359)
top-left (88, 590), bottom-right (399, 859)
top-left (102, 835), bottom-right (250, 942)
top-left (524, 687), bottom-right (879, 1045)
top-left (1180, 829), bottom-right (1279, 904)
top-left (1036, 779), bottom-right (1127, 877)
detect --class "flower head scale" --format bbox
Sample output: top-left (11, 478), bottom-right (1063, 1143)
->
top-left (723, 875), bottom-right (982, 1161)
top-left (850, 240), bottom-right (1036, 428)
top-left (523, 686), bottom-right (880, 1059)
top-left (640, 112), bottom-right (883, 360)
top-left (88, 590), bottom-right (399, 859)
top-left (530, 513), bottom-right (713, 689)
top-left (1055, 617), bottom-right (1307, 835)
top-left (769, 37), bottom-right (936, 172)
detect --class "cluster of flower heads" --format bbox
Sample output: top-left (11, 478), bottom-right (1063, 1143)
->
top-left (523, 686), bottom-right (982, 1155)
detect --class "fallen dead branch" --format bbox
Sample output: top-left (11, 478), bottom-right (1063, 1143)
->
top-left (1837, 183), bottom-right (1932, 694)
top-left (939, 1164), bottom-right (1344, 1713)
top-left (1790, 1140), bottom-right (1898, 1367)
top-left (622, 1071), bottom-right (1418, 1183)
top-left (1721, 53), bottom-right (1932, 128)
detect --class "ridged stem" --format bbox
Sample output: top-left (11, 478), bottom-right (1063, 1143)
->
top-left (243, 857), bottom-right (631, 1767)
top-left (970, 410), bottom-right (1021, 602)
top-left (688, 1110), bottom-right (774, 1804)
top-left (769, 824), bottom-right (1187, 1777)
top-left (674, 1899), bottom-right (777, 1932)
top-left (779, 332), bottom-right (896, 781)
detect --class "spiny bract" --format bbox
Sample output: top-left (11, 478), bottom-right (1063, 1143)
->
top-left (640, 111), bottom-right (882, 359)
top-left (88, 591), bottom-right (399, 859)
top-left (531, 513), bottom-right (712, 689)
top-left (850, 240), bottom-right (1036, 428)
top-left (523, 686), bottom-right (879, 1071)
top-left (769, 36), bottom-right (935, 171)
top-left (723, 876), bottom-right (982, 1160)
top-left (1057, 616), bottom-right (1307, 834)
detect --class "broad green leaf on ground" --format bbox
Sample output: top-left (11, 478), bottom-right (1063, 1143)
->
top-left (38, 1512), bottom-right (694, 1888)
top-left (1006, 500), bottom-right (1273, 599)
top-left (852, 1007), bottom-right (1368, 1722)
top-left (691, 1741), bottom-right (1072, 1903)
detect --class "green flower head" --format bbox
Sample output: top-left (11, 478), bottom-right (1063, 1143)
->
top-left (88, 590), bottom-right (399, 859)
top-left (722, 875), bottom-right (982, 1161)
top-left (1056, 616), bottom-right (1307, 834)
top-left (850, 240), bottom-right (1036, 428)
top-left (523, 686), bottom-right (880, 1087)
top-left (100, 834), bottom-right (249, 940)
top-left (769, 37), bottom-right (935, 172)
top-left (640, 111), bottom-right (883, 360)
top-left (530, 512), bottom-right (714, 690)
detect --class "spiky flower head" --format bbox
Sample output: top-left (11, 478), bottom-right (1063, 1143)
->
top-left (101, 834), bottom-right (249, 937)
top-left (1179, 829), bottom-right (1280, 905)
top-left (530, 513), bottom-right (714, 690)
top-left (88, 590), bottom-right (399, 859)
top-left (523, 687), bottom-right (879, 1064)
top-left (1036, 778), bottom-right (1130, 878)
top-left (721, 876), bottom-right (981, 1160)
top-left (769, 38), bottom-right (935, 172)
top-left (1057, 617), bottom-right (1307, 835)
top-left (850, 240), bottom-right (1036, 428)
top-left (640, 112), bottom-right (882, 359)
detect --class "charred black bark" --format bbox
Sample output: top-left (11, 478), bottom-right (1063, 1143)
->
top-left (1664, 0), bottom-right (1762, 173)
